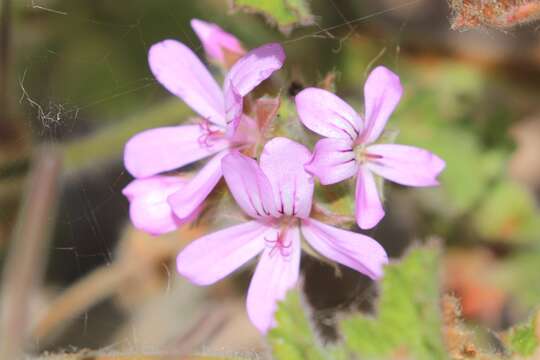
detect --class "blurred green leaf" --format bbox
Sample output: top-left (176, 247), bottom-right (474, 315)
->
top-left (495, 252), bottom-right (540, 309)
top-left (473, 181), bottom-right (540, 243)
top-left (231, 0), bottom-right (314, 33)
top-left (397, 114), bottom-right (507, 216)
top-left (507, 314), bottom-right (539, 357)
top-left (340, 245), bottom-right (448, 360)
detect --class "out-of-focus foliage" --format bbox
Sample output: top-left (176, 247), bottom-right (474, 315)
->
top-left (507, 314), bottom-right (539, 357)
top-left (230, 0), bottom-right (314, 33)
top-left (473, 181), bottom-right (540, 243)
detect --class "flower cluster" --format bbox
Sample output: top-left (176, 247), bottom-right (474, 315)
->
top-left (122, 19), bottom-right (445, 333)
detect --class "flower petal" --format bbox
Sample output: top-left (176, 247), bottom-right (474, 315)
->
top-left (295, 87), bottom-right (362, 140)
top-left (301, 218), bottom-right (387, 279)
top-left (122, 176), bottom-right (189, 235)
top-left (148, 39), bottom-right (225, 126)
top-left (223, 43), bottom-right (285, 134)
top-left (177, 221), bottom-right (273, 285)
top-left (124, 125), bottom-right (229, 178)
top-left (365, 144), bottom-right (445, 187)
top-left (361, 66), bottom-right (403, 144)
top-left (305, 138), bottom-right (357, 185)
top-left (355, 166), bottom-right (385, 229)
top-left (168, 151), bottom-right (228, 219)
top-left (222, 151), bottom-right (277, 219)
top-left (260, 137), bottom-right (314, 218)
top-left (247, 225), bottom-right (301, 333)
top-left (224, 81), bottom-right (243, 137)
top-left (191, 19), bottom-right (245, 63)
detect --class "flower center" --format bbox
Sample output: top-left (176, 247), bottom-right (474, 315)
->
top-left (354, 144), bottom-right (383, 164)
top-left (197, 118), bottom-right (225, 148)
top-left (265, 217), bottom-right (298, 258)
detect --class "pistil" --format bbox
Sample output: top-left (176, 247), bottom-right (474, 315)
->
top-left (197, 118), bottom-right (224, 147)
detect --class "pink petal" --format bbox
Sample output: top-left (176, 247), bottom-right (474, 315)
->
top-left (361, 66), bottom-right (403, 144)
top-left (301, 218), bottom-right (387, 279)
top-left (168, 151), bottom-right (228, 219)
top-left (191, 19), bottom-right (245, 63)
top-left (365, 144), bottom-right (445, 187)
top-left (148, 39), bottom-right (225, 126)
top-left (305, 138), bottom-right (357, 185)
top-left (124, 125), bottom-right (229, 178)
top-left (222, 151), bottom-right (277, 219)
top-left (295, 87), bottom-right (362, 140)
top-left (122, 176), bottom-right (189, 235)
top-left (247, 225), bottom-right (301, 333)
top-left (177, 221), bottom-right (273, 285)
top-left (260, 137), bottom-right (314, 218)
top-left (355, 166), bottom-right (384, 229)
top-left (223, 43), bottom-right (285, 134)
top-left (223, 81), bottom-right (243, 137)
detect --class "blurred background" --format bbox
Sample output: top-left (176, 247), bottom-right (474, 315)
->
top-left (1, 0), bottom-right (540, 358)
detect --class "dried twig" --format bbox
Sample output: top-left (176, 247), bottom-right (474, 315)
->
top-left (0, 146), bottom-right (62, 359)
top-left (0, 0), bottom-right (10, 117)
top-left (31, 225), bottom-right (204, 343)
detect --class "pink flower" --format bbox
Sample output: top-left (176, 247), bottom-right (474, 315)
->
top-left (295, 66), bottom-right (445, 230)
top-left (123, 40), bottom-right (285, 232)
top-left (122, 176), bottom-right (193, 235)
top-left (176, 137), bottom-right (388, 333)
top-left (191, 19), bottom-right (245, 65)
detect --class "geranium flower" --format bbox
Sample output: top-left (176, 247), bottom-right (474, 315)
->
top-left (176, 137), bottom-right (388, 333)
top-left (122, 176), bottom-right (193, 235)
top-left (191, 18), bottom-right (245, 66)
top-left (295, 66), bottom-right (445, 230)
top-left (123, 39), bottom-right (285, 232)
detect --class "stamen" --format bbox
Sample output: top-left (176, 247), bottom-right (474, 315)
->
top-left (364, 152), bottom-right (383, 160)
top-left (197, 118), bottom-right (224, 148)
top-left (354, 145), bottom-right (384, 164)
top-left (265, 218), bottom-right (296, 259)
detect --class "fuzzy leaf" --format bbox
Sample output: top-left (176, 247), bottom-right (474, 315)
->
top-left (268, 291), bottom-right (346, 360)
top-left (396, 102), bottom-right (507, 217)
top-left (340, 245), bottom-right (448, 360)
top-left (507, 314), bottom-right (539, 357)
top-left (473, 181), bottom-right (540, 243)
top-left (231, 0), bottom-right (314, 33)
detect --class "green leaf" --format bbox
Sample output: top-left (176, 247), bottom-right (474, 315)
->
top-left (268, 291), bottom-right (345, 360)
top-left (231, 0), bottom-right (314, 33)
top-left (340, 245), bottom-right (448, 360)
top-left (496, 251), bottom-right (540, 309)
top-left (507, 314), bottom-right (539, 357)
top-left (473, 181), bottom-right (540, 243)
top-left (395, 99), bottom-right (507, 217)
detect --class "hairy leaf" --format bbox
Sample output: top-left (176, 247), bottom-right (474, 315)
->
top-left (340, 245), bottom-right (448, 360)
top-left (268, 291), bottom-right (344, 360)
top-left (507, 313), bottom-right (539, 357)
top-left (231, 0), bottom-right (314, 33)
